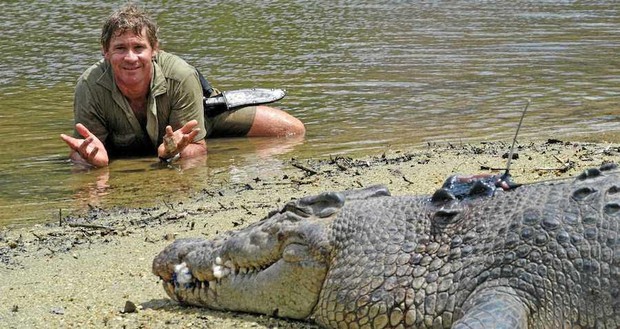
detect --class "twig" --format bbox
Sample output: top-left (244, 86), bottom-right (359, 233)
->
top-left (162, 200), bottom-right (176, 211)
top-left (553, 155), bottom-right (566, 165)
top-left (290, 178), bottom-right (317, 185)
top-left (504, 99), bottom-right (530, 176)
top-left (165, 211), bottom-right (188, 221)
top-left (240, 205), bottom-right (254, 215)
top-left (330, 156), bottom-right (350, 171)
top-left (535, 167), bottom-right (569, 172)
top-left (145, 210), bottom-right (169, 222)
top-left (66, 223), bottom-right (115, 231)
top-left (291, 162), bottom-right (319, 175)
top-left (540, 155), bottom-right (574, 173)
top-left (479, 165), bottom-right (505, 171)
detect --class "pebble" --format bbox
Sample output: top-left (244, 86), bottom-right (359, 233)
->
top-left (50, 307), bottom-right (65, 315)
top-left (123, 300), bottom-right (137, 313)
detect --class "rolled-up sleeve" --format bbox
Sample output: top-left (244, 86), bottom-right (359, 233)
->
top-left (167, 70), bottom-right (207, 142)
top-left (73, 77), bottom-right (109, 144)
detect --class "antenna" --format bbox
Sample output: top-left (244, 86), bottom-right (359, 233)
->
top-left (503, 99), bottom-right (530, 177)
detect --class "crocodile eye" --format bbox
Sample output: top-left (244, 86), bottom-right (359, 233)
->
top-left (431, 188), bottom-right (456, 205)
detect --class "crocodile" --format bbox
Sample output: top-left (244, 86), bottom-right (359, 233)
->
top-left (153, 164), bottom-right (620, 328)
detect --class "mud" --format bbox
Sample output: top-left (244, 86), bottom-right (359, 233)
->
top-left (1, 140), bottom-right (618, 328)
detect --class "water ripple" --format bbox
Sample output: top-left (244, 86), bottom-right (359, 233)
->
top-left (0, 0), bottom-right (618, 226)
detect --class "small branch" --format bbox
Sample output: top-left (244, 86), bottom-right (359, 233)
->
top-left (165, 211), bottom-right (188, 221)
top-left (290, 179), bottom-right (316, 185)
top-left (330, 156), bottom-right (350, 171)
top-left (291, 162), bottom-right (319, 175)
top-left (553, 155), bottom-right (566, 165)
top-left (218, 202), bottom-right (229, 210)
top-left (542, 155), bottom-right (574, 173)
top-left (145, 210), bottom-right (169, 222)
top-left (66, 223), bottom-right (115, 231)
top-left (479, 165), bottom-right (505, 171)
top-left (240, 205), bottom-right (254, 215)
top-left (534, 165), bottom-right (573, 173)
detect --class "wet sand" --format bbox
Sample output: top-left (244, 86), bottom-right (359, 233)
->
top-left (1, 139), bottom-right (619, 328)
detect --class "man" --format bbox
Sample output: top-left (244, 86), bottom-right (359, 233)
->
top-left (60, 4), bottom-right (305, 167)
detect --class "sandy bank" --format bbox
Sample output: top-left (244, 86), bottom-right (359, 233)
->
top-left (1, 139), bottom-right (619, 328)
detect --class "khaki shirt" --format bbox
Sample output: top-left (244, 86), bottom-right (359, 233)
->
top-left (73, 51), bottom-right (206, 156)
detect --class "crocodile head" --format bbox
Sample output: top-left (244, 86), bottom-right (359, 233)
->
top-left (151, 188), bottom-right (381, 319)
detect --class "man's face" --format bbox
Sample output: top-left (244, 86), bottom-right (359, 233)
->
top-left (103, 27), bottom-right (156, 93)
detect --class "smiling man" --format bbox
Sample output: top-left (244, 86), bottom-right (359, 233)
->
top-left (61, 4), bottom-right (305, 167)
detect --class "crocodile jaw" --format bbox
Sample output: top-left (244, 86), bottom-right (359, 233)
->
top-left (162, 249), bottom-right (327, 319)
top-left (153, 217), bottom-right (332, 319)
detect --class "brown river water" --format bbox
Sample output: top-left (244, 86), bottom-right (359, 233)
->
top-left (0, 1), bottom-right (618, 227)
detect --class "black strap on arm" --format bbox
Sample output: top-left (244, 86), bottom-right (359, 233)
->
top-left (196, 69), bottom-right (214, 98)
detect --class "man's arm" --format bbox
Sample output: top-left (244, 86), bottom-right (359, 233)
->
top-left (63, 75), bottom-right (111, 167)
top-left (162, 63), bottom-right (208, 158)
top-left (60, 123), bottom-right (110, 167)
top-left (157, 119), bottom-right (207, 161)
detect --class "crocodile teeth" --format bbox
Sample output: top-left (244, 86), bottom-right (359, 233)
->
top-left (212, 264), bottom-right (230, 279)
top-left (224, 260), bottom-right (236, 272)
top-left (174, 262), bottom-right (193, 285)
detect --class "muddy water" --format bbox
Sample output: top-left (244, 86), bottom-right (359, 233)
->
top-left (0, 1), bottom-right (618, 227)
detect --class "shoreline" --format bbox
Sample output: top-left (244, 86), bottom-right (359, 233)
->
top-left (1, 139), bottom-right (619, 328)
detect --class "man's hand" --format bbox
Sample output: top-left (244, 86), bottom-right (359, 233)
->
top-left (60, 123), bottom-right (109, 167)
top-left (157, 119), bottom-right (206, 161)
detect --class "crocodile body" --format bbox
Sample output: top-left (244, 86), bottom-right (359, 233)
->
top-left (153, 165), bottom-right (620, 328)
